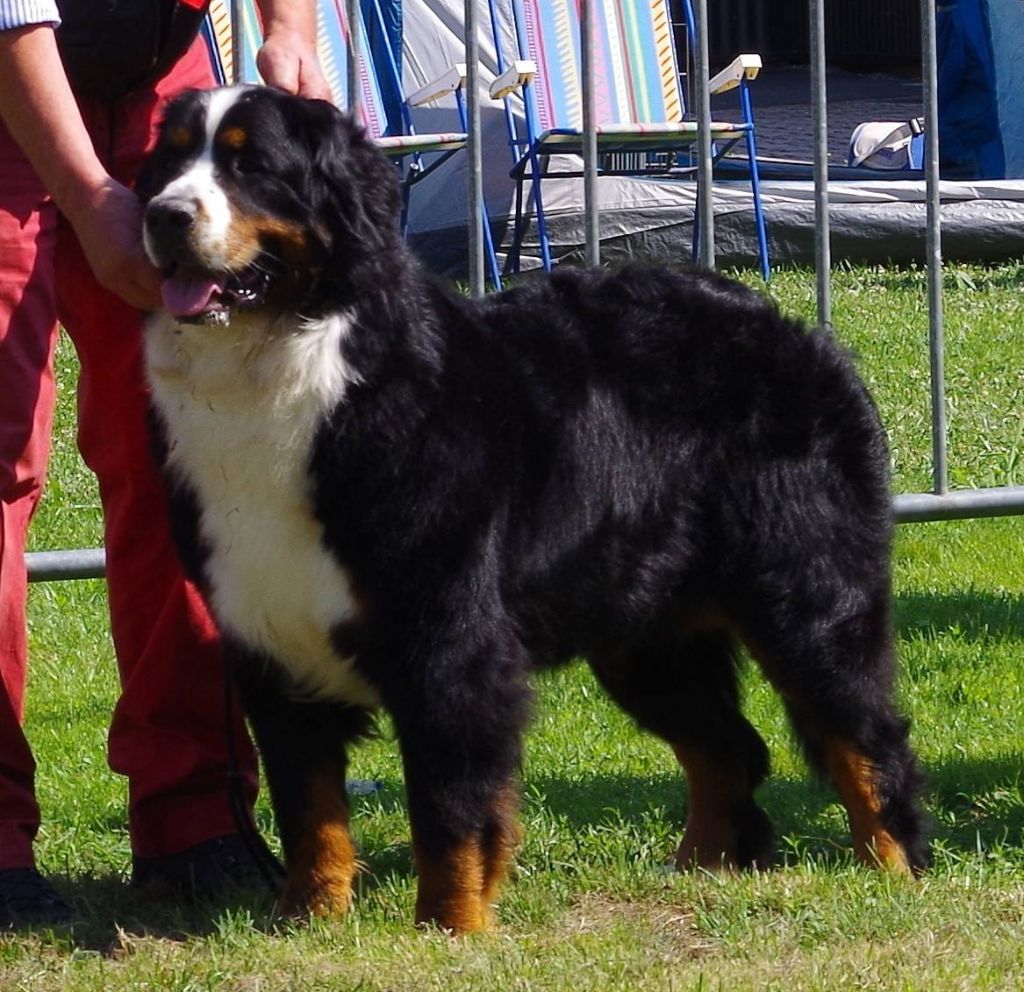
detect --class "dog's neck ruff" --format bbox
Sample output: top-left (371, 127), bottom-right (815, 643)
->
top-left (145, 309), bottom-right (378, 707)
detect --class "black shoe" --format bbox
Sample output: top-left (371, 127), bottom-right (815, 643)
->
top-left (0, 867), bottom-right (74, 929)
top-left (130, 833), bottom-right (278, 902)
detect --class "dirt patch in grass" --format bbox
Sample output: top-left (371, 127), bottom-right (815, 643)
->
top-left (556, 893), bottom-right (716, 958)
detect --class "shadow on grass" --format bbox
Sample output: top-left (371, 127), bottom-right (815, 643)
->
top-left (521, 754), bottom-right (1024, 870)
top-left (20, 872), bottom-right (280, 952)
top-left (21, 787), bottom-right (411, 952)
top-left (894, 590), bottom-right (1024, 642)
top-left (925, 753), bottom-right (1024, 851)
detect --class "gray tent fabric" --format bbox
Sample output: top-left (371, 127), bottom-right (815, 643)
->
top-left (399, 1), bottom-right (1024, 275)
top-left (410, 176), bottom-right (1024, 274)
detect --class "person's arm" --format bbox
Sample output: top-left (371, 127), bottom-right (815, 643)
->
top-left (255, 0), bottom-right (332, 100)
top-left (0, 25), bottom-right (162, 309)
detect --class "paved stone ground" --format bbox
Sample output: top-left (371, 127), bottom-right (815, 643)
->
top-left (713, 64), bottom-right (923, 164)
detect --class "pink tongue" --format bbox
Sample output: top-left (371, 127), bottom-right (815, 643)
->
top-left (161, 270), bottom-right (224, 317)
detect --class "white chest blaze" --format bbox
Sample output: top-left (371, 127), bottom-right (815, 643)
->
top-left (145, 311), bottom-right (378, 707)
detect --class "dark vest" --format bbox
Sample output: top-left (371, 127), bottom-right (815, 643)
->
top-left (55, 0), bottom-right (211, 101)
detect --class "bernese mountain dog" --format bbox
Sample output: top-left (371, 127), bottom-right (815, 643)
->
top-left (138, 85), bottom-right (927, 933)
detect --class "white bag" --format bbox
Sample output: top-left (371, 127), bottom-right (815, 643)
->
top-left (848, 118), bottom-right (925, 170)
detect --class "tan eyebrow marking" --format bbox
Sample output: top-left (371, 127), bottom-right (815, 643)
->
top-left (167, 125), bottom-right (194, 148)
top-left (219, 126), bottom-right (248, 150)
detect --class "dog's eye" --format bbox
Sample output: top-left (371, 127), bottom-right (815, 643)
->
top-left (234, 154), bottom-right (270, 175)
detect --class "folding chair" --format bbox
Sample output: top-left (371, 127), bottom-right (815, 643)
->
top-left (486, 0), bottom-right (770, 279)
top-left (203, 0), bottom-right (502, 289)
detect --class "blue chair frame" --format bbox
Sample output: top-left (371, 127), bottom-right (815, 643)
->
top-left (486, 0), bottom-right (770, 279)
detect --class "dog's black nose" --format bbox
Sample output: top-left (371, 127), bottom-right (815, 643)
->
top-left (146, 197), bottom-right (196, 233)
top-left (145, 197), bottom-right (200, 266)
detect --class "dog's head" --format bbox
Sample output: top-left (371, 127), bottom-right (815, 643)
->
top-left (138, 85), bottom-right (403, 322)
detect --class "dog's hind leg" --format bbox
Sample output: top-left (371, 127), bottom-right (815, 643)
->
top-left (736, 584), bottom-right (928, 874)
top-left (790, 676), bottom-right (926, 874)
top-left (234, 659), bottom-right (373, 917)
top-left (590, 628), bottom-right (774, 872)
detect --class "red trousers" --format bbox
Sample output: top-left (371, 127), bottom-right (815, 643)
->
top-left (0, 39), bottom-right (258, 869)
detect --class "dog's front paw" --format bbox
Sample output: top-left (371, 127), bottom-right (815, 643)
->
top-left (278, 871), bottom-right (355, 918)
top-left (414, 895), bottom-right (496, 936)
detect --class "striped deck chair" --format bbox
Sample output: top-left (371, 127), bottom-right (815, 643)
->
top-left (202, 0), bottom-right (502, 288)
top-left (486, 0), bottom-right (769, 279)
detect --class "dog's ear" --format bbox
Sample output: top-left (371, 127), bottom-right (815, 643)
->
top-left (290, 98), bottom-right (404, 256)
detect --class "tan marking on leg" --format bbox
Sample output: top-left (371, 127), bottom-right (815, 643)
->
top-left (413, 783), bottom-right (521, 935)
top-left (824, 740), bottom-right (911, 873)
top-left (278, 770), bottom-right (358, 917)
top-left (413, 837), bottom-right (492, 935)
top-left (481, 782), bottom-right (522, 907)
top-left (674, 744), bottom-right (741, 871)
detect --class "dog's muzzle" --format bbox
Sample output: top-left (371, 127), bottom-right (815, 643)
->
top-left (144, 197), bottom-right (200, 267)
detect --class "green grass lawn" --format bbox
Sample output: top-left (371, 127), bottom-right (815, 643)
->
top-left (8, 263), bottom-right (1024, 990)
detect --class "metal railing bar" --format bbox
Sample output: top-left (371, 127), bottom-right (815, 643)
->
top-left (26, 549), bottom-right (106, 583)
top-left (27, 482), bottom-right (1024, 583)
top-left (894, 486), bottom-right (1024, 524)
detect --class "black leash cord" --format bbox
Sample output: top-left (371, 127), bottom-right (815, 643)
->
top-left (223, 668), bottom-right (287, 893)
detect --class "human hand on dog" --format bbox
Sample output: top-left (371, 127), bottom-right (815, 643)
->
top-left (64, 176), bottom-right (163, 312)
top-left (256, 0), bottom-right (332, 102)
top-left (257, 28), bottom-right (332, 101)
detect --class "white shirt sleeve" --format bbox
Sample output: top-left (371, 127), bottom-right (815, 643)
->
top-left (0, 0), bottom-right (61, 31)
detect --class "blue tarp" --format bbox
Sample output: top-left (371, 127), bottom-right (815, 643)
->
top-left (937, 0), bottom-right (1003, 177)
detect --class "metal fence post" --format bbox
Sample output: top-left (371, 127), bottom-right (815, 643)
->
top-left (810, 0), bottom-right (831, 328)
top-left (921, 0), bottom-right (948, 495)
top-left (693, 0), bottom-right (714, 269)
top-left (346, 0), bottom-right (360, 119)
top-left (229, 0), bottom-right (242, 84)
top-left (465, 0), bottom-right (486, 297)
top-left (580, 0), bottom-right (600, 267)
